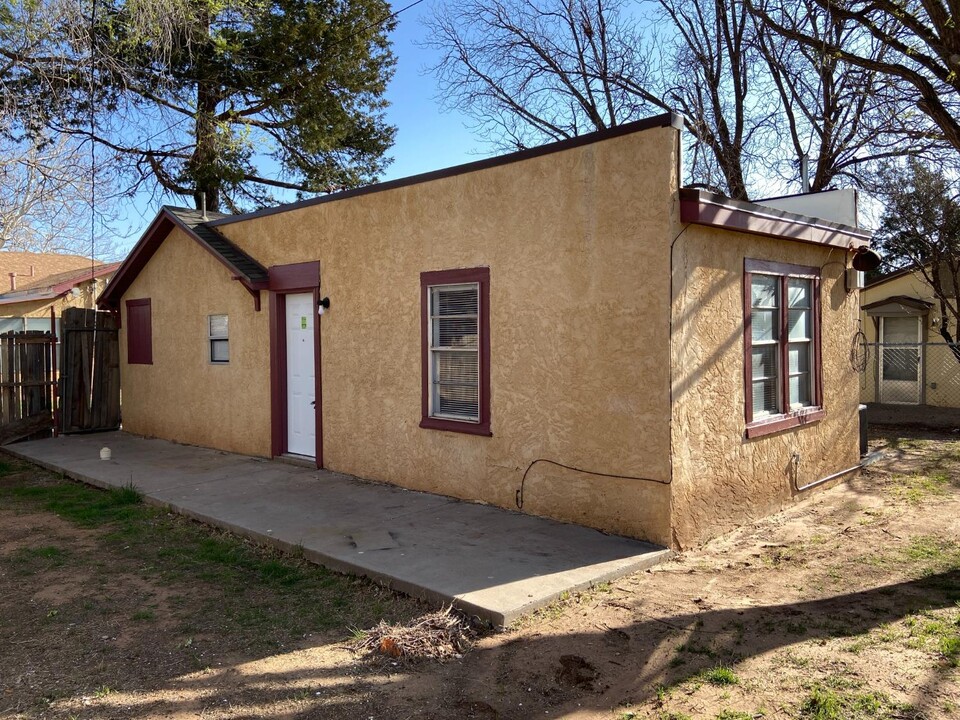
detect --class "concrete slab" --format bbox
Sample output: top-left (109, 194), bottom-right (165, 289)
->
top-left (4, 432), bottom-right (671, 626)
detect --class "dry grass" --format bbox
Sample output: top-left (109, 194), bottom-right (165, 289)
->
top-left (351, 606), bottom-right (476, 661)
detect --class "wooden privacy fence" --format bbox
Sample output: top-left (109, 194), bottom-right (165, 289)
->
top-left (0, 329), bottom-right (57, 444)
top-left (60, 308), bottom-right (120, 434)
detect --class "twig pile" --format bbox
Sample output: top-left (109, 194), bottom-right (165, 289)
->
top-left (352, 606), bottom-right (476, 661)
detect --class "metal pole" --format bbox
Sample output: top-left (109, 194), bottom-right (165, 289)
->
top-left (51, 307), bottom-right (59, 437)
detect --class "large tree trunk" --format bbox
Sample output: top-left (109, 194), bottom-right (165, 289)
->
top-left (190, 79), bottom-right (222, 212)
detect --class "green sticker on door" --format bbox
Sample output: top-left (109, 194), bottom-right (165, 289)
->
top-left (300, 316), bottom-right (307, 329)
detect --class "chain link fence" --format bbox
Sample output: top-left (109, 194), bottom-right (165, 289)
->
top-left (859, 342), bottom-right (960, 425)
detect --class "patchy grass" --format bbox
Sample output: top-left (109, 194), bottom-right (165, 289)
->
top-left (715, 711), bottom-right (753, 720)
top-left (890, 472), bottom-right (952, 505)
top-left (798, 684), bottom-right (897, 720)
top-left (701, 665), bottom-right (740, 686)
top-left (0, 462), bottom-right (419, 651)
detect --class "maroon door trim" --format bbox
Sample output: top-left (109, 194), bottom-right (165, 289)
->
top-left (268, 261), bottom-right (322, 467)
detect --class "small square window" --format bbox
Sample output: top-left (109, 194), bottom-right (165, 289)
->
top-left (209, 314), bottom-right (229, 364)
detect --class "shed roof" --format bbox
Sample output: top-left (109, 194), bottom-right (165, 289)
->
top-left (679, 188), bottom-right (871, 249)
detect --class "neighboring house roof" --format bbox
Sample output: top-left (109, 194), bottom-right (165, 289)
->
top-left (865, 264), bottom-right (925, 289)
top-left (0, 261), bottom-right (121, 306)
top-left (98, 206), bottom-right (269, 311)
top-left (0, 251), bottom-right (103, 286)
top-left (861, 295), bottom-right (933, 317)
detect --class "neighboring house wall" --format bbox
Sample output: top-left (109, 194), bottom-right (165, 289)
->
top-left (210, 125), bottom-right (678, 544)
top-left (860, 271), bottom-right (958, 408)
top-left (671, 226), bottom-right (861, 547)
top-left (120, 227), bottom-right (271, 456)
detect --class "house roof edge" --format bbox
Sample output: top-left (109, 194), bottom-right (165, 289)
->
top-left (208, 112), bottom-right (683, 228)
top-left (679, 187), bottom-right (872, 250)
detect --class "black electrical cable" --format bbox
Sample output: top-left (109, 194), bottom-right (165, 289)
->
top-left (515, 459), bottom-right (670, 510)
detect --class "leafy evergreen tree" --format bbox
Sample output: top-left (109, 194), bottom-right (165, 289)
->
top-left (874, 159), bottom-right (960, 346)
top-left (1, 0), bottom-right (397, 212)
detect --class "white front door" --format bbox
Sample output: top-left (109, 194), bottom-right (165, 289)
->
top-left (880, 315), bottom-right (922, 404)
top-left (285, 293), bottom-right (316, 457)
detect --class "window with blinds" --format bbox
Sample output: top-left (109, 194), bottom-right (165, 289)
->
top-left (209, 314), bottom-right (229, 364)
top-left (744, 259), bottom-right (821, 435)
top-left (429, 283), bottom-right (480, 421)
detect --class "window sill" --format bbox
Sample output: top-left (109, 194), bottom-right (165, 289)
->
top-left (420, 417), bottom-right (492, 436)
top-left (746, 408), bottom-right (825, 439)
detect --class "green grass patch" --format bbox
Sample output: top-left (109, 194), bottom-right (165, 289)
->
top-left (0, 471), bottom-right (418, 648)
top-left (1, 480), bottom-right (144, 528)
top-left (891, 473), bottom-right (951, 505)
top-left (9, 544), bottom-right (69, 574)
top-left (800, 682), bottom-right (899, 720)
top-left (716, 711), bottom-right (753, 720)
top-left (701, 665), bottom-right (739, 686)
top-left (939, 634), bottom-right (960, 666)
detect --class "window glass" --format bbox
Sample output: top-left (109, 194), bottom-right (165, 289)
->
top-left (746, 270), bottom-right (817, 422)
top-left (209, 314), bottom-right (228, 338)
top-left (430, 284), bottom-right (480, 422)
top-left (209, 314), bottom-right (229, 363)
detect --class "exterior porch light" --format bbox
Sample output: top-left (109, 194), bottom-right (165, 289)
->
top-left (318, 296), bottom-right (330, 316)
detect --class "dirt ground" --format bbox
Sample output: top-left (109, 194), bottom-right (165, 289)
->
top-left (2, 427), bottom-right (959, 720)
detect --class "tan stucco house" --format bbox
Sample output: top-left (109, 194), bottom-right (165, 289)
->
top-left (98, 113), bottom-right (872, 550)
top-left (859, 266), bottom-right (959, 408)
top-left (0, 252), bottom-right (120, 332)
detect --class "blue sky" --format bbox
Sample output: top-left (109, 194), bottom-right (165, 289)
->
top-left (109, 3), bottom-right (487, 255)
top-left (379, 3), bottom-right (481, 181)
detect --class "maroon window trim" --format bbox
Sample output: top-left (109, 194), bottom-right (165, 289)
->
top-left (420, 267), bottom-right (492, 437)
top-left (125, 298), bottom-right (153, 365)
top-left (743, 259), bottom-right (823, 439)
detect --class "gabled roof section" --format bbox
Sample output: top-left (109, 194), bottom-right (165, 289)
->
top-left (679, 188), bottom-right (872, 249)
top-left (16, 262), bottom-right (120, 294)
top-left (98, 206), bottom-right (269, 311)
top-left (862, 295), bottom-right (933, 316)
top-left (0, 262), bottom-right (122, 306)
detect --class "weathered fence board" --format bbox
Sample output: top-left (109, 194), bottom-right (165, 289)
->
top-left (0, 329), bottom-right (56, 442)
top-left (60, 308), bottom-right (120, 433)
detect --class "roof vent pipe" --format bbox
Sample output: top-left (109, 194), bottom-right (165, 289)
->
top-left (200, 193), bottom-right (208, 222)
top-left (8, 272), bottom-right (15, 291)
top-left (800, 154), bottom-right (810, 194)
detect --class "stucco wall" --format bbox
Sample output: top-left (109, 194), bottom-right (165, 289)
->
top-left (217, 126), bottom-right (680, 544)
top-left (670, 226), bottom-right (862, 548)
top-left (119, 227), bottom-right (271, 456)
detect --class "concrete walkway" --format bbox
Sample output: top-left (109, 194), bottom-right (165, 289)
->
top-left (4, 432), bottom-right (670, 626)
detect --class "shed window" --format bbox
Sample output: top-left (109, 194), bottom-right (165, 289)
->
top-left (744, 260), bottom-right (823, 438)
top-left (126, 298), bottom-right (152, 365)
top-left (420, 267), bottom-right (491, 436)
top-left (209, 314), bottom-right (229, 363)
